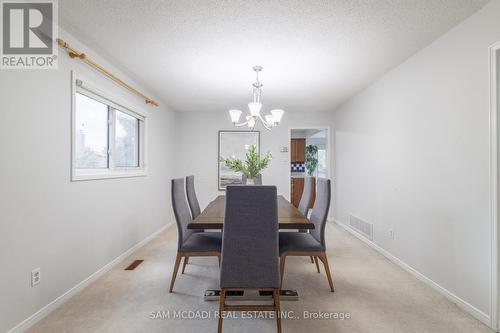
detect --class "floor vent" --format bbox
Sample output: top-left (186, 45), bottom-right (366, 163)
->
top-left (125, 260), bottom-right (144, 271)
top-left (349, 215), bottom-right (373, 240)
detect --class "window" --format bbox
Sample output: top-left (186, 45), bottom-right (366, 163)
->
top-left (72, 79), bottom-right (146, 180)
top-left (317, 149), bottom-right (327, 178)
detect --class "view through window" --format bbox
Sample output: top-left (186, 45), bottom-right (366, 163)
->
top-left (75, 93), bottom-right (109, 169)
top-left (115, 110), bottom-right (139, 167)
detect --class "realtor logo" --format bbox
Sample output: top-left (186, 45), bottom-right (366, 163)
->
top-left (1, 0), bottom-right (58, 69)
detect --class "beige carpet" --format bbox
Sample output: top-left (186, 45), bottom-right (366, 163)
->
top-left (28, 223), bottom-right (493, 333)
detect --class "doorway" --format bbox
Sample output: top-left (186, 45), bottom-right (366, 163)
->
top-left (490, 42), bottom-right (500, 331)
top-left (289, 127), bottom-right (330, 209)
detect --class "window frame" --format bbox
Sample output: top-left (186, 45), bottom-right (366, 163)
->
top-left (71, 72), bottom-right (147, 181)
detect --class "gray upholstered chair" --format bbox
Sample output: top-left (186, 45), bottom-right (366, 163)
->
top-left (279, 178), bottom-right (334, 292)
top-left (169, 178), bottom-right (222, 293)
top-left (218, 185), bottom-right (281, 333)
top-left (242, 173), bottom-right (262, 185)
top-left (297, 176), bottom-right (316, 262)
top-left (186, 175), bottom-right (201, 219)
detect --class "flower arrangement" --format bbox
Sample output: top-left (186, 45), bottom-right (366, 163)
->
top-left (220, 144), bottom-right (272, 179)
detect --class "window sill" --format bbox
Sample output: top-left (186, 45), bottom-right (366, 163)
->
top-left (71, 169), bottom-right (147, 182)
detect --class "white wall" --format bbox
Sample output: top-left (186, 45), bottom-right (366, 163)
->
top-left (0, 28), bottom-right (176, 332)
top-left (332, 0), bottom-right (500, 323)
top-left (174, 111), bottom-right (334, 210)
top-left (3, 1), bottom-right (498, 331)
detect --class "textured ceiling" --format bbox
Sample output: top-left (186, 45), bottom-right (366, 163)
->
top-left (59, 0), bottom-right (489, 113)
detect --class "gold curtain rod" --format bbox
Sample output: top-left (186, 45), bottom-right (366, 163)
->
top-left (57, 38), bottom-right (158, 107)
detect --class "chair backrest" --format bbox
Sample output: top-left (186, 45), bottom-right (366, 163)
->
top-left (242, 174), bottom-right (262, 185)
top-left (171, 178), bottom-right (193, 251)
top-left (309, 178), bottom-right (331, 247)
top-left (220, 185), bottom-right (279, 289)
top-left (186, 175), bottom-right (201, 219)
top-left (298, 176), bottom-right (314, 216)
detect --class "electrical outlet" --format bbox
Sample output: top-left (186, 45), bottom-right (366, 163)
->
top-left (389, 229), bottom-right (394, 240)
top-left (31, 268), bottom-right (41, 287)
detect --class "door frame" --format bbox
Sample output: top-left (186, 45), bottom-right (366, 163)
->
top-left (288, 126), bottom-right (332, 215)
top-left (489, 41), bottom-right (500, 331)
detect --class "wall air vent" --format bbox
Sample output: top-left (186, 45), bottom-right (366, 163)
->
top-left (349, 215), bottom-right (373, 240)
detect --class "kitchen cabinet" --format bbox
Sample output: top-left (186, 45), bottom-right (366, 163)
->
top-left (291, 139), bottom-right (306, 162)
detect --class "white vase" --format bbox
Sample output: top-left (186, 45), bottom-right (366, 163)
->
top-left (246, 178), bottom-right (255, 185)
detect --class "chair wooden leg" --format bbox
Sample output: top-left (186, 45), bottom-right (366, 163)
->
top-left (273, 289), bottom-right (282, 333)
top-left (314, 256), bottom-right (320, 273)
top-left (319, 253), bottom-right (334, 292)
top-left (310, 256), bottom-right (314, 263)
top-left (181, 256), bottom-right (189, 274)
top-left (279, 255), bottom-right (286, 289)
top-left (169, 253), bottom-right (182, 293)
top-left (217, 289), bottom-right (226, 333)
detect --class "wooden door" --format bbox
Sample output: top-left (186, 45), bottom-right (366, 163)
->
top-left (291, 178), bottom-right (304, 207)
top-left (291, 139), bottom-right (306, 162)
top-left (290, 139), bottom-right (297, 162)
top-left (296, 139), bottom-right (305, 162)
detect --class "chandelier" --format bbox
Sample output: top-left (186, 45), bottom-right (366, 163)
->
top-left (228, 66), bottom-right (284, 130)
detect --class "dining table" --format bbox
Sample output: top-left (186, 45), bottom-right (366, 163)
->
top-left (188, 195), bottom-right (314, 230)
top-left (189, 194), bottom-right (312, 302)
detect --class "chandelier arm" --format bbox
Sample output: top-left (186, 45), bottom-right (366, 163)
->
top-left (233, 120), bottom-right (250, 127)
top-left (258, 114), bottom-right (273, 130)
top-left (261, 122), bottom-right (272, 131)
top-left (258, 114), bottom-right (272, 126)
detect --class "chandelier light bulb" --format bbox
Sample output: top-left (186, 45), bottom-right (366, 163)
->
top-left (248, 102), bottom-right (262, 117)
top-left (247, 117), bottom-right (256, 128)
top-left (271, 109), bottom-right (284, 124)
top-left (229, 109), bottom-right (242, 123)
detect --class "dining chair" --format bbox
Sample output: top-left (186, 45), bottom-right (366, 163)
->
top-left (279, 178), bottom-right (334, 292)
top-left (186, 175), bottom-right (201, 219)
top-left (169, 178), bottom-right (222, 293)
top-left (297, 177), bottom-right (316, 265)
top-left (242, 173), bottom-right (262, 185)
top-left (184, 175), bottom-right (204, 271)
top-left (218, 185), bottom-right (281, 333)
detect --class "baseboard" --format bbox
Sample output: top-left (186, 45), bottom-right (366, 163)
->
top-left (332, 219), bottom-right (492, 328)
top-left (7, 222), bottom-right (174, 333)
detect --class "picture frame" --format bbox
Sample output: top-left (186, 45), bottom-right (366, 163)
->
top-left (218, 130), bottom-right (260, 190)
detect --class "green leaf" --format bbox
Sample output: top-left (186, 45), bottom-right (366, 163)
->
top-left (305, 144), bottom-right (318, 176)
top-left (219, 144), bottom-right (272, 178)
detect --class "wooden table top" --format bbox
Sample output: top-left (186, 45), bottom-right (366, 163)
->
top-left (188, 195), bottom-right (314, 230)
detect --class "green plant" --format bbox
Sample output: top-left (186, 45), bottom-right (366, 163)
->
top-left (305, 144), bottom-right (318, 176)
top-left (220, 144), bottom-right (272, 178)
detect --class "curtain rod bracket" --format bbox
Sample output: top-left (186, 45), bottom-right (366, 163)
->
top-left (69, 52), bottom-right (85, 60)
top-left (57, 38), bottom-right (158, 107)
